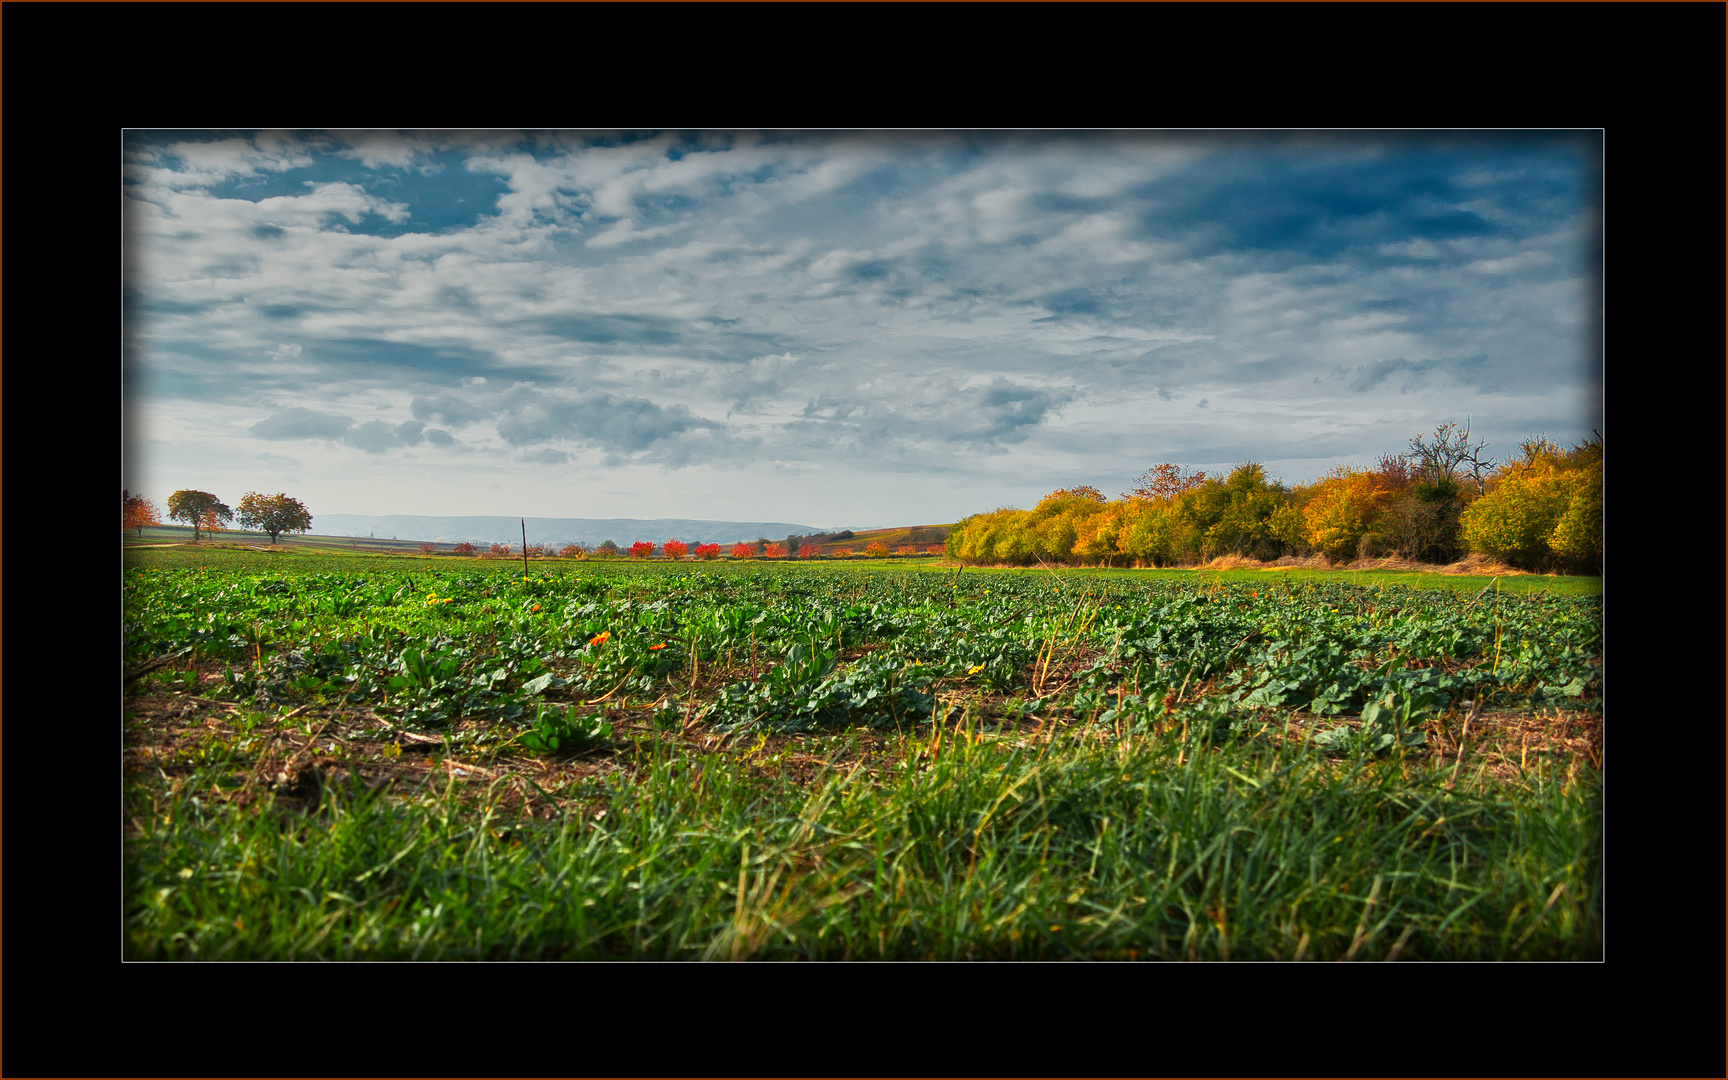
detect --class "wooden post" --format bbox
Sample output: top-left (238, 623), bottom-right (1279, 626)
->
top-left (522, 518), bottom-right (530, 579)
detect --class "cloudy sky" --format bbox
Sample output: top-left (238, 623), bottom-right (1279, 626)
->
top-left (123, 131), bottom-right (1602, 530)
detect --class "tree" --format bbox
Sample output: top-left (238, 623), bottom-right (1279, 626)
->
top-left (453, 542), bottom-right (477, 555)
top-left (763, 543), bottom-right (787, 558)
top-left (167, 490), bottom-right (232, 541)
top-left (596, 540), bottom-right (620, 558)
top-left (1408, 421), bottom-right (1495, 496)
top-left (123, 490), bottom-right (161, 538)
top-left (663, 539), bottom-right (689, 560)
top-left (1126, 464), bottom-right (1210, 503)
top-left (629, 541), bottom-right (655, 558)
top-left (730, 542), bottom-right (754, 559)
top-left (236, 491), bottom-right (313, 544)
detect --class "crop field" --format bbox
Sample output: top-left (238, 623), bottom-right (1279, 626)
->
top-left (124, 547), bottom-right (1602, 960)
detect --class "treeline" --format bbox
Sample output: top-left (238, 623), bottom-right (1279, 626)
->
top-left (947, 424), bottom-right (1602, 575)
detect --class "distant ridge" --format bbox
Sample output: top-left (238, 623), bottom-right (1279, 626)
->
top-left (312, 515), bottom-right (826, 547)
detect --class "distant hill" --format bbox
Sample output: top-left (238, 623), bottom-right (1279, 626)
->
top-left (311, 515), bottom-right (826, 547)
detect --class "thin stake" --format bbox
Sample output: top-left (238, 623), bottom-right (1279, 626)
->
top-left (521, 518), bottom-right (529, 579)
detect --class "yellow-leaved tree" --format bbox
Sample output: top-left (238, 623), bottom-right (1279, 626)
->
top-left (1460, 434), bottom-right (1601, 572)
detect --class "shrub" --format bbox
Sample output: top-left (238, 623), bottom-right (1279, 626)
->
top-left (1301, 467), bottom-right (1392, 564)
top-left (419, 543), bottom-right (438, 555)
top-left (865, 541), bottom-right (890, 558)
top-left (799, 544), bottom-right (820, 558)
top-left (490, 544), bottom-right (511, 557)
top-left (453, 542), bottom-right (476, 555)
top-left (896, 545), bottom-right (918, 556)
top-left (1460, 434), bottom-right (1600, 573)
top-left (560, 543), bottom-right (583, 558)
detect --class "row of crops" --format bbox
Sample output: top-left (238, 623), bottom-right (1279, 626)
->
top-left (124, 558), bottom-right (1601, 747)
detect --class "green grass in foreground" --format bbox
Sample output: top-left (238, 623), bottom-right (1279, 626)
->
top-left (126, 721), bottom-right (1598, 960)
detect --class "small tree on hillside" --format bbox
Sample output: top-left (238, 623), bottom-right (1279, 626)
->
top-left (167, 490), bottom-right (232, 541)
top-left (237, 492), bottom-right (313, 544)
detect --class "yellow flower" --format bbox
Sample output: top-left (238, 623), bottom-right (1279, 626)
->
top-left (968, 663), bottom-right (986, 675)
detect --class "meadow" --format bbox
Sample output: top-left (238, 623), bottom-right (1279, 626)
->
top-left (124, 547), bottom-right (1602, 960)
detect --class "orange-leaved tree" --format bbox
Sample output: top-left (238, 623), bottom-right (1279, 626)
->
top-left (663, 539), bottom-right (689, 559)
top-left (629, 541), bottom-right (655, 558)
top-left (123, 490), bottom-right (161, 537)
top-left (730, 542), bottom-right (754, 559)
top-left (764, 543), bottom-right (786, 558)
top-left (1300, 466), bottom-right (1393, 564)
top-left (696, 543), bottom-right (721, 560)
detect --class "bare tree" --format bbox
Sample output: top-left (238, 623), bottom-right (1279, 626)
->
top-left (1407, 421), bottom-right (1495, 495)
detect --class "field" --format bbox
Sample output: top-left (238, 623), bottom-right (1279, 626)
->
top-left (124, 546), bottom-right (1602, 960)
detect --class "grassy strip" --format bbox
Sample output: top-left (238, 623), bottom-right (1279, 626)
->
top-left (126, 720), bottom-right (1599, 961)
top-left (124, 545), bottom-right (1598, 596)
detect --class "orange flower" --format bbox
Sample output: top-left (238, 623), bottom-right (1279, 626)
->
top-left (649, 643), bottom-right (666, 650)
top-left (590, 631), bottom-right (610, 646)
top-left (532, 603), bottom-right (541, 612)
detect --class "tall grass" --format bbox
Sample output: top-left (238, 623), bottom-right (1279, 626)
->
top-left (126, 719), bottom-right (1599, 960)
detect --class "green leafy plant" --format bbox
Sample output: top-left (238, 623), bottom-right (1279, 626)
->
top-left (519, 704), bottom-right (612, 754)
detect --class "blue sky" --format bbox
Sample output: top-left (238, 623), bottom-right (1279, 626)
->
top-left (123, 131), bottom-right (1602, 529)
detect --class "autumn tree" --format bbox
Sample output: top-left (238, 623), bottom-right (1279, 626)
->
top-left (730, 542), bottom-right (754, 559)
top-left (454, 542), bottom-right (477, 555)
top-left (1459, 433), bottom-right (1601, 572)
top-left (1126, 464), bottom-right (1210, 503)
top-left (123, 490), bottom-right (161, 537)
top-left (764, 543), bottom-right (787, 558)
top-left (799, 544), bottom-right (820, 558)
top-left (662, 539), bottom-right (689, 560)
top-left (629, 541), bottom-right (655, 559)
top-left (167, 490), bottom-right (232, 541)
top-left (236, 491), bottom-right (313, 544)
top-left (696, 543), bottom-right (721, 560)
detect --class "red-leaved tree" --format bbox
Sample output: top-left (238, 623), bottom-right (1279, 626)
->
top-left (453, 542), bottom-right (476, 555)
top-left (730, 542), bottom-right (754, 559)
top-left (798, 544), bottom-right (820, 558)
top-left (662, 539), bottom-right (689, 559)
top-left (696, 543), bottom-right (721, 560)
top-left (630, 541), bottom-right (655, 558)
top-left (764, 543), bottom-right (786, 558)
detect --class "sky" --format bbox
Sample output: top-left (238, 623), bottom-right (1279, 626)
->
top-left (123, 130), bottom-right (1602, 530)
